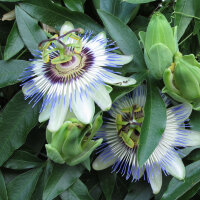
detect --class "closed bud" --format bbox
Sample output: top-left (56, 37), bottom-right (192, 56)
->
top-left (163, 54), bottom-right (200, 110)
top-left (45, 116), bottom-right (103, 166)
top-left (139, 12), bottom-right (178, 79)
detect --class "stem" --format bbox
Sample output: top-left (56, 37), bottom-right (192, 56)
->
top-left (38, 28), bottom-right (82, 48)
top-left (16, 49), bottom-right (27, 59)
top-left (174, 11), bottom-right (200, 21)
top-left (178, 32), bottom-right (193, 45)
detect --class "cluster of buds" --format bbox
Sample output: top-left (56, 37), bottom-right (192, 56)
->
top-left (139, 12), bottom-right (178, 79)
top-left (45, 116), bottom-right (103, 166)
top-left (163, 53), bottom-right (200, 110)
top-left (140, 12), bottom-right (200, 110)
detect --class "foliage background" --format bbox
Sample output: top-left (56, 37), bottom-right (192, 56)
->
top-left (0, 0), bottom-right (200, 199)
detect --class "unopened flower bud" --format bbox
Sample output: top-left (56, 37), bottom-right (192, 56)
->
top-left (139, 12), bottom-right (178, 79)
top-left (45, 116), bottom-right (103, 166)
top-left (163, 54), bottom-right (200, 110)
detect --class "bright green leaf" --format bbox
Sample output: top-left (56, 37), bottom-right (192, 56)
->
top-left (161, 160), bottom-right (200, 200)
top-left (60, 179), bottom-right (93, 200)
top-left (138, 77), bottom-right (166, 167)
top-left (43, 164), bottom-right (83, 200)
top-left (97, 9), bottom-right (146, 72)
top-left (0, 91), bottom-right (41, 166)
top-left (0, 60), bottom-right (28, 88)
top-left (19, 0), bottom-right (102, 33)
top-left (7, 167), bottom-right (42, 200)
top-left (4, 22), bottom-right (24, 60)
top-left (4, 150), bottom-right (42, 170)
top-left (15, 6), bottom-right (47, 54)
top-left (0, 170), bottom-right (8, 200)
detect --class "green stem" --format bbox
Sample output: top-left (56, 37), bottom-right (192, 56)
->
top-left (174, 12), bottom-right (200, 21)
top-left (178, 32), bottom-right (193, 45)
top-left (16, 49), bottom-right (27, 59)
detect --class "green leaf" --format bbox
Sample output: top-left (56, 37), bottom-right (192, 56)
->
top-left (161, 160), bottom-right (200, 200)
top-left (0, 170), bottom-right (8, 200)
top-left (180, 145), bottom-right (200, 159)
top-left (175, 0), bottom-right (195, 41)
top-left (124, 181), bottom-right (152, 200)
top-left (98, 169), bottom-right (116, 200)
top-left (122, 0), bottom-right (155, 3)
top-left (0, 0), bottom-right (20, 1)
top-left (31, 160), bottom-right (53, 200)
top-left (93, 0), bottom-right (139, 24)
top-left (60, 179), bottom-right (93, 200)
top-left (15, 6), bottom-right (47, 54)
top-left (0, 91), bottom-right (41, 166)
top-left (19, 0), bottom-right (102, 33)
top-left (4, 150), bottom-right (42, 170)
top-left (178, 181), bottom-right (200, 200)
top-left (7, 167), bottom-right (42, 200)
top-left (43, 164), bottom-right (83, 200)
top-left (63, 0), bottom-right (84, 13)
top-left (138, 77), bottom-right (166, 166)
top-left (0, 60), bottom-right (28, 88)
top-left (97, 9), bottom-right (146, 72)
top-left (190, 110), bottom-right (200, 131)
top-left (4, 22), bottom-right (24, 60)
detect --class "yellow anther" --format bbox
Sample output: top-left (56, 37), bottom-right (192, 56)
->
top-left (169, 62), bottom-right (176, 73)
top-left (120, 132), bottom-right (135, 148)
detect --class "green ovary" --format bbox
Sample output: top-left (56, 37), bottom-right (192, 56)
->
top-left (116, 105), bottom-right (144, 148)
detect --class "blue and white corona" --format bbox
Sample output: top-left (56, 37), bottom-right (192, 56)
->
top-left (21, 22), bottom-right (136, 132)
top-left (92, 85), bottom-right (200, 194)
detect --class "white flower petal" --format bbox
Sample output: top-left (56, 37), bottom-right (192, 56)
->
top-left (72, 93), bottom-right (95, 124)
top-left (165, 153), bottom-right (185, 180)
top-left (169, 103), bottom-right (192, 123)
top-left (110, 54), bottom-right (133, 65)
top-left (92, 156), bottom-right (116, 170)
top-left (89, 84), bottom-right (112, 111)
top-left (38, 103), bottom-right (51, 122)
top-left (47, 97), bottom-right (69, 132)
top-left (149, 167), bottom-right (162, 194)
top-left (101, 70), bottom-right (136, 86)
top-left (96, 32), bottom-right (106, 47)
top-left (186, 130), bottom-right (200, 146)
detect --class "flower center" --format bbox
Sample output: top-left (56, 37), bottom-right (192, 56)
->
top-left (50, 53), bottom-right (87, 79)
top-left (116, 105), bottom-right (144, 148)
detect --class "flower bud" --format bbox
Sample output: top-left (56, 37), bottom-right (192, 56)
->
top-left (139, 12), bottom-right (178, 79)
top-left (45, 116), bottom-right (103, 166)
top-left (163, 54), bottom-right (200, 110)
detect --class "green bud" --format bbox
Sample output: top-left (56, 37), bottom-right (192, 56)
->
top-left (163, 54), bottom-right (200, 109)
top-left (45, 117), bottom-right (103, 166)
top-left (139, 12), bottom-right (178, 79)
